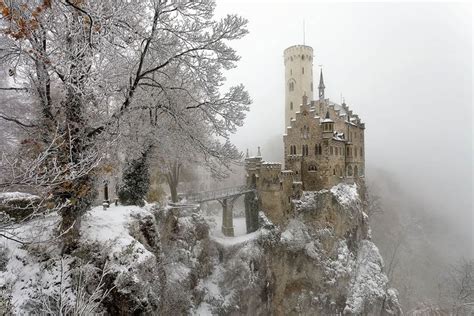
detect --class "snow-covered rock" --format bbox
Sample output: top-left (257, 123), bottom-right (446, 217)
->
top-left (1, 183), bottom-right (401, 315)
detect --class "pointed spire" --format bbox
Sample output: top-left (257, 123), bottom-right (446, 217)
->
top-left (325, 110), bottom-right (330, 119)
top-left (246, 148), bottom-right (249, 158)
top-left (318, 68), bottom-right (325, 100)
top-left (257, 146), bottom-right (261, 157)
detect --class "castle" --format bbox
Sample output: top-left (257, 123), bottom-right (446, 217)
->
top-left (245, 44), bottom-right (365, 224)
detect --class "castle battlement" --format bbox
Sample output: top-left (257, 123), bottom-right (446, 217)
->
top-left (262, 162), bottom-right (282, 169)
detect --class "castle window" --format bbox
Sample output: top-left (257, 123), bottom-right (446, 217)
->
top-left (290, 102), bottom-right (293, 110)
top-left (308, 165), bottom-right (317, 171)
top-left (360, 148), bottom-right (363, 157)
top-left (330, 146), bottom-right (333, 155)
top-left (302, 125), bottom-right (309, 139)
top-left (348, 165), bottom-right (353, 177)
top-left (333, 169), bottom-right (336, 175)
top-left (346, 147), bottom-right (350, 156)
top-left (302, 55), bottom-right (305, 61)
top-left (319, 144), bottom-right (322, 155)
top-left (355, 147), bottom-right (358, 158)
top-left (354, 166), bottom-right (359, 178)
top-left (302, 144), bottom-right (309, 156)
top-left (290, 145), bottom-right (297, 155)
top-left (289, 81), bottom-right (295, 92)
top-left (302, 67), bottom-right (304, 74)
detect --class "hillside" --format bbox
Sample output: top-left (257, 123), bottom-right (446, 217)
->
top-left (0, 183), bottom-right (401, 315)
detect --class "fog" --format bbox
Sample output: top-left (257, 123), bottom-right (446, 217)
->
top-left (215, 1), bottom-right (472, 252)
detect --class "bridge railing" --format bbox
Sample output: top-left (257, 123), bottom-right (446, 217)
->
top-left (183, 185), bottom-right (254, 202)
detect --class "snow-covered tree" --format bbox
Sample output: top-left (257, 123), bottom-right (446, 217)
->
top-left (0, 0), bottom-right (250, 249)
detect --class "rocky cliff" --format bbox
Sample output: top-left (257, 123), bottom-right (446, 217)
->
top-left (0, 183), bottom-right (401, 315)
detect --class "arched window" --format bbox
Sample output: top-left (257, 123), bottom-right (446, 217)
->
top-left (308, 165), bottom-right (317, 171)
top-left (346, 147), bottom-right (350, 156)
top-left (319, 144), bottom-right (322, 155)
top-left (302, 145), bottom-right (308, 156)
top-left (333, 169), bottom-right (336, 175)
top-left (354, 166), bottom-right (359, 178)
top-left (290, 145), bottom-right (296, 155)
top-left (330, 146), bottom-right (333, 155)
top-left (360, 147), bottom-right (363, 157)
top-left (290, 102), bottom-right (293, 110)
top-left (302, 67), bottom-right (304, 74)
top-left (354, 146), bottom-right (358, 158)
top-left (302, 126), bottom-right (309, 139)
top-left (348, 165), bottom-right (353, 176)
top-left (289, 81), bottom-right (295, 92)
top-left (301, 55), bottom-right (305, 60)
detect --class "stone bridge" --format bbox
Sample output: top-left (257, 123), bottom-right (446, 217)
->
top-left (184, 185), bottom-right (259, 237)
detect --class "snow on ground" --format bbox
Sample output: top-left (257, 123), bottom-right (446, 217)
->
top-left (0, 204), bottom-right (156, 313)
top-left (205, 212), bottom-right (260, 247)
top-left (0, 212), bottom-right (66, 313)
top-left (81, 204), bottom-right (155, 270)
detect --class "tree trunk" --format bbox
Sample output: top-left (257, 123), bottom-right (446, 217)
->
top-left (167, 160), bottom-right (181, 203)
top-left (169, 180), bottom-right (178, 203)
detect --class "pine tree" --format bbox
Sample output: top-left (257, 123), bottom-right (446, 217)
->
top-left (118, 149), bottom-right (151, 207)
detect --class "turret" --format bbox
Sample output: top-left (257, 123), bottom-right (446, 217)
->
top-left (322, 110), bottom-right (334, 139)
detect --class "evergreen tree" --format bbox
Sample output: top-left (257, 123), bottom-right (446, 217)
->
top-left (118, 148), bottom-right (151, 207)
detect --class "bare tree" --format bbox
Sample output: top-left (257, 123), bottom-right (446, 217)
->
top-left (440, 258), bottom-right (474, 315)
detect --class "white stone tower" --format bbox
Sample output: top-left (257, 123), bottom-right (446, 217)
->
top-left (284, 45), bottom-right (314, 129)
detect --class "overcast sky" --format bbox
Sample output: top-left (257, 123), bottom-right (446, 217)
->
top-left (214, 1), bottom-right (472, 236)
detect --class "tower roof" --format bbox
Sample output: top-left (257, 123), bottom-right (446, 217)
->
top-left (318, 68), bottom-right (325, 89)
